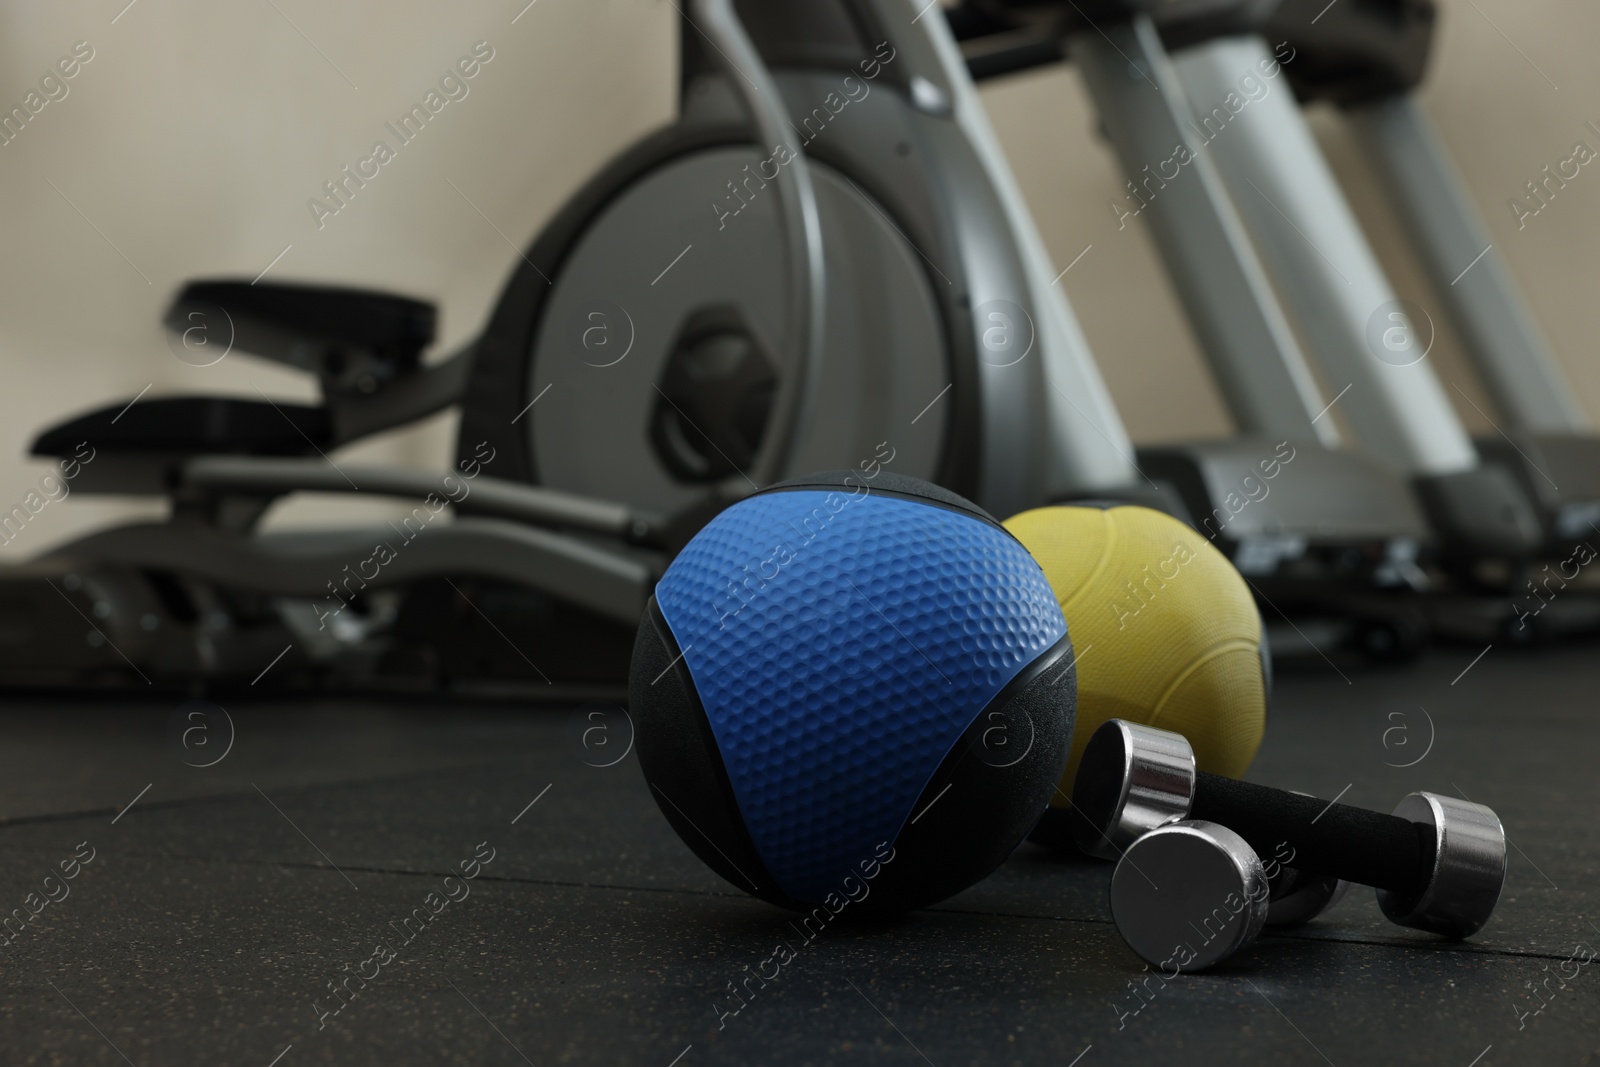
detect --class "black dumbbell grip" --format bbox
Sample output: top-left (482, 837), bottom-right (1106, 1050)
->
top-left (1191, 773), bottom-right (1436, 894)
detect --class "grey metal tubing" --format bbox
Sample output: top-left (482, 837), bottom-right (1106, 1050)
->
top-left (181, 456), bottom-right (657, 540)
top-left (1070, 16), bottom-right (1339, 447)
top-left (901, 0), bottom-right (1144, 496)
top-left (1170, 36), bottom-right (1478, 476)
top-left (693, 0), bottom-right (826, 488)
top-left (1348, 95), bottom-right (1589, 434)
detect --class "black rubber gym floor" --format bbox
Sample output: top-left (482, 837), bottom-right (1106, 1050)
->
top-left (2, 645), bottom-right (1596, 1065)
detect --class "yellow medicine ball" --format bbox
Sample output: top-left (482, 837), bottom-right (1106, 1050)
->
top-left (1003, 504), bottom-right (1268, 841)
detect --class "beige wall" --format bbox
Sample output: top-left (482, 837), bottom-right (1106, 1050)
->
top-left (1, 0), bottom-right (1594, 554)
top-left (0, 0), bottom-right (677, 552)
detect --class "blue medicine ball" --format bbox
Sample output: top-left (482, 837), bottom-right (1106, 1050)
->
top-left (630, 470), bottom-right (1077, 914)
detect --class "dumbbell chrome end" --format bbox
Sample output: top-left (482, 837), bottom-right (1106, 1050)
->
top-left (1376, 792), bottom-right (1507, 938)
top-left (1110, 820), bottom-right (1270, 972)
top-left (1072, 719), bottom-right (1195, 860)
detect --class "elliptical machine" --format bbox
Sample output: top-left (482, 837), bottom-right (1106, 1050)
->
top-left (951, 0), bottom-right (1596, 648)
top-left (952, 0), bottom-right (1449, 660)
top-left (1, 0), bottom-right (1165, 690)
top-left (1151, 0), bottom-right (1600, 640)
top-left (1265, 0), bottom-right (1600, 636)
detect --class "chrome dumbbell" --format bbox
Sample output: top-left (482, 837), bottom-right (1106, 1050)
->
top-left (1265, 849), bottom-right (1350, 928)
top-left (1108, 818), bottom-right (1349, 971)
top-left (1077, 720), bottom-right (1507, 960)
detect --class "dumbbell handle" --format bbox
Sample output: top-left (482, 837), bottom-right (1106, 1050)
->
top-left (1192, 773), bottom-right (1436, 894)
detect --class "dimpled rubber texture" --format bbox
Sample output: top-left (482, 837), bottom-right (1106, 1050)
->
top-left (654, 489), bottom-right (1067, 905)
top-left (1004, 505), bottom-right (1266, 795)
